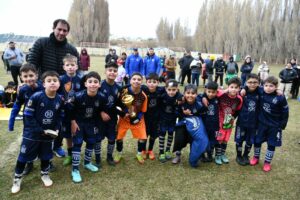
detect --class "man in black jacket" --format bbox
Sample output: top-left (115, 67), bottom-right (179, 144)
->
top-left (178, 50), bottom-right (194, 86)
top-left (28, 19), bottom-right (79, 76)
top-left (214, 56), bottom-right (226, 88)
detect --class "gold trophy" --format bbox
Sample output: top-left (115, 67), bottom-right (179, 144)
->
top-left (121, 89), bottom-right (136, 118)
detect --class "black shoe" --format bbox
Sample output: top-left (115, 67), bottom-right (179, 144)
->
top-left (23, 162), bottom-right (34, 175)
top-left (236, 156), bottom-right (246, 166)
top-left (243, 155), bottom-right (250, 165)
top-left (106, 156), bottom-right (115, 166)
top-left (207, 154), bottom-right (213, 162)
top-left (49, 161), bottom-right (56, 172)
top-left (200, 154), bottom-right (209, 162)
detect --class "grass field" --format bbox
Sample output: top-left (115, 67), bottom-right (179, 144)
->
top-left (0, 57), bottom-right (299, 200)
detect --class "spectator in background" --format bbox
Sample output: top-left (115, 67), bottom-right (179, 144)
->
top-left (79, 48), bottom-right (90, 75)
top-left (2, 51), bottom-right (10, 73)
top-left (198, 52), bottom-right (204, 64)
top-left (105, 48), bottom-right (118, 64)
top-left (177, 53), bottom-right (186, 83)
top-left (3, 81), bottom-right (17, 108)
top-left (204, 55), bottom-right (214, 84)
top-left (279, 62), bottom-right (298, 99)
top-left (225, 55), bottom-right (239, 85)
top-left (165, 54), bottom-right (177, 80)
top-left (117, 52), bottom-right (128, 84)
top-left (214, 56), bottom-right (226, 88)
top-left (3, 41), bottom-right (24, 86)
top-left (125, 48), bottom-right (144, 77)
top-left (240, 55), bottom-right (254, 85)
top-left (290, 58), bottom-right (300, 99)
top-left (116, 59), bottom-right (126, 86)
top-left (144, 48), bottom-right (161, 76)
top-left (25, 48), bottom-right (31, 62)
top-left (179, 50), bottom-right (194, 86)
top-left (257, 61), bottom-right (269, 84)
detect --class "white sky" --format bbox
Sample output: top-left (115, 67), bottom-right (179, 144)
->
top-left (0, 0), bottom-right (203, 39)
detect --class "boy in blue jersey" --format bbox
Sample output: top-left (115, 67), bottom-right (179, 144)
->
top-left (250, 76), bottom-right (289, 172)
top-left (235, 74), bottom-right (260, 166)
top-left (158, 79), bottom-right (183, 163)
top-left (69, 71), bottom-right (104, 183)
top-left (141, 73), bottom-right (164, 160)
top-left (8, 63), bottom-right (44, 175)
top-left (58, 54), bottom-right (82, 165)
top-left (11, 71), bottom-right (64, 194)
top-left (96, 62), bottom-right (121, 166)
top-left (200, 81), bottom-right (219, 163)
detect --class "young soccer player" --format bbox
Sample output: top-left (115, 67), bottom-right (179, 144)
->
top-left (58, 54), bottom-right (82, 165)
top-left (200, 81), bottom-right (219, 162)
top-left (158, 79), bottom-right (183, 163)
top-left (11, 71), bottom-right (64, 194)
top-left (114, 72), bottom-right (148, 164)
top-left (141, 73), bottom-right (164, 160)
top-left (96, 62), bottom-right (121, 166)
top-left (69, 71), bottom-right (103, 183)
top-left (172, 84), bottom-right (207, 166)
top-left (235, 74), bottom-right (260, 166)
top-left (8, 63), bottom-right (43, 175)
top-left (250, 76), bottom-right (289, 172)
top-left (214, 77), bottom-right (243, 165)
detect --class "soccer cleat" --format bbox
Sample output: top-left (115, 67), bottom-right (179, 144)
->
top-left (72, 170), bottom-right (82, 183)
top-left (84, 163), bottom-right (99, 172)
top-left (215, 156), bottom-right (222, 165)
top-left (243, 156), bottom-right (250, 165)
top-left (136, 154), bottom-right (145, 164)
top-left (200, 154), bottom-right (209, 162)
top-left (11, 178), bottom-right (22, 194)
top-left (148, 151), bottom-right (155, 160)
top-left (250, 157), bottom-right (259, 166)
top-left (172, 155), bottom-right (181, 164)
top-left (236, 156), bottom-right (246, 166)
top-left (114, 152), bottom-right (122, 164)
top-left (63, 156), bottom-right (72, 166)
top-left (221, 154), bottom-right (229, 164)
top-left (41, 174), bottom-right (53, 187)
top-left (141, 151), bottom-right (147, 160)
top-left (159, 154), bottom-right (167, 163)
top-left (263, 163), bottom-right (272, 172)
top-left (106, 156), bottom-right (115, 166)
top-left (53, 147), bottom-right (66, 158)
top-left (23, 162), bottom-right (33, 175)
top-left (165, 151), bottom-right (172, 160)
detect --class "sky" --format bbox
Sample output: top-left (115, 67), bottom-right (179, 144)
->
top-left (0, 0), bottom-right (203, 39)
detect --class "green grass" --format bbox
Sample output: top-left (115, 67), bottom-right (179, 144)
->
top-left (0, 57), bottom-right (299, 199)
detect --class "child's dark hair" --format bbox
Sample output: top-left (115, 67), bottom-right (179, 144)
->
top-left (165, 79), bottom-right (178, 88)
top-left (84, 71), bottom-right (101, 82)
top-left (247, 73), bottom-right (259, 81)
top-left (227, 77), bottom-right (241, 87)
top-left (130, 72), bottom-right (143, 79)
top-left (20, 63), bottom-right (37, 74)
top-left (184, 84), bottom-right (197, 93)
top-left (264, 76), bottom-right (278, 86)
top-left (63, 54), bottom-right (77, 64)
top-left (146, 73), bottom-right (159, 81)
top-left (5, 81), bottom-right (16, 90)
top-left (105, 62), bottom-right (118, 69)
top-left (41, 71), bottom-right (60, 82)
top-left (205, 81), bottom-right (218, 90)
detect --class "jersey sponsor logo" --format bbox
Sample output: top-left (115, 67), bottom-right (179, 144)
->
top-left (263, 103), bottom-right (271, 113)
top-left (248, 100), bottom-right (256, 112)
top-left (85, 108), bottom-right (93, 118)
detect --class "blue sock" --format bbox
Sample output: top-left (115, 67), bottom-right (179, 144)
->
top-left (84, 143), bottom-right (94, 165)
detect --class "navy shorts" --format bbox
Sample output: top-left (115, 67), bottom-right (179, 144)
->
top-left (18, 137), bottom-right (53, 162)
top-left (145, 118), bottom-right (160, 138)
top-left (61, 120), bottom-right (72, 139)
top-left (235, 125), bottom-right (256, 144)
top-left (99, 121), bottom-right (117, 142)
top-left (73, 122), bottom-right (100, 145)
top-left (160, 119), bottom-right (176, 134)
top-left (206, 129), bottom-right (218, 146)
top-left (256, 124), bottom-right (282, 147)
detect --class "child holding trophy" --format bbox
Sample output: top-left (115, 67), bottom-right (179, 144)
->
top-left (114, 72), bottom-right (148, 164)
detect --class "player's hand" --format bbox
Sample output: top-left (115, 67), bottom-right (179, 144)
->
top-left (71, 120), bottom-right (80, 136)
top-left (240, 89), bottom-right (246, 97)
top-left (101, 111), bottom-right (111, 122)
top-left (276, 89), bottom-right (283, 96)
top-left (183, 109), bottom-right (192, 115)
top-left (202, 97), bottom-right (209, 107)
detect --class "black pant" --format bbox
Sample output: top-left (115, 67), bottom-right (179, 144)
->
top-left (181, 69), bottom-right (191, 85)
top-left (53, 131), bottom-right (63, 150)
top-left (291, 78), bottom-right (300, 98)
top-left (215, 73), bottom-right (224, 86)
top-left (173, 126), bottom-right (192, 152)
top-left (10, 65), bottom-right (21, 86)
top-left (166, 71), bottom-right (175, 80)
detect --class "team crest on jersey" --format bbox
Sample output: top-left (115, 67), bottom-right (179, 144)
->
top-left (76, 83), bottom-right (81, 89)
top-left (149, 99), bottom-right (157, 107)
top-left (248, 100), bottom-right (256, 112)
top-left (114, 89), bottom-right (118, 95)
top-left (94, 127), bottom-right (99, 134)
top-left (272, 97), bottom-right (278, 104)
top-left (103, 89), bottom-right (107, 94)
top-left (21, 145), bottom-right (26, 154)
top-left (165, 106), bottom-right (172, 113)
top-left (55, 103), bottom-right (60, 110)
top-left (45, 110), bottom-right (54, 118)
top-left (40, 102), bottom-right (44, 107)
top-left (27, 100), bottom-right (32, 107)
top-left (192, 108), bottom-right (197, 113)
top-left (263, 103), bottom-right (271, 113)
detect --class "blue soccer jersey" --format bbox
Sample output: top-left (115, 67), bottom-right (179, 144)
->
top-left (23, 91), bottom-right (64, 141)
top-left (199, 94), bottom-right (220, 132)
top-left (58, 74), bottom-right (82, 102)
top-left (159, 91), bottom-right (183, 120)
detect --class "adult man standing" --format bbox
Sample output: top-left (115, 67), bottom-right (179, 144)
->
top-left (27, 19), bottom-right (79, 170)
top-left (125, 48), bottom-right (144, 77)
top-left (28, 19), bottom-right (79, 76)
top-left (144, 48), bottom-right (161, 76)
top-left (3, 41), bottom-right (24, 86)
top-left (178, 50), bottom-right (194, 86)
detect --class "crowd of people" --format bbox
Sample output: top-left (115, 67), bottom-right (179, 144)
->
top-left (0, 19), bottom-right (297, 194)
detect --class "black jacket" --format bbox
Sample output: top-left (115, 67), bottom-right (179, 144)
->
top-left (105, 54), bottom-right (118, 64)
top-left (214, 59), bottom-right (226, 74)
top-left (279, 68), bottom-right (298, 83)
top-left (178, 55), bottom-right (194, 71)
top-left (28, 33), bottom-right (79, 75)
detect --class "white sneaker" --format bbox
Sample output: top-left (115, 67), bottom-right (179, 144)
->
top-left (41, 175), bottom-right (53, 187)
top-left (11, 178), bottom-right (22, 194)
